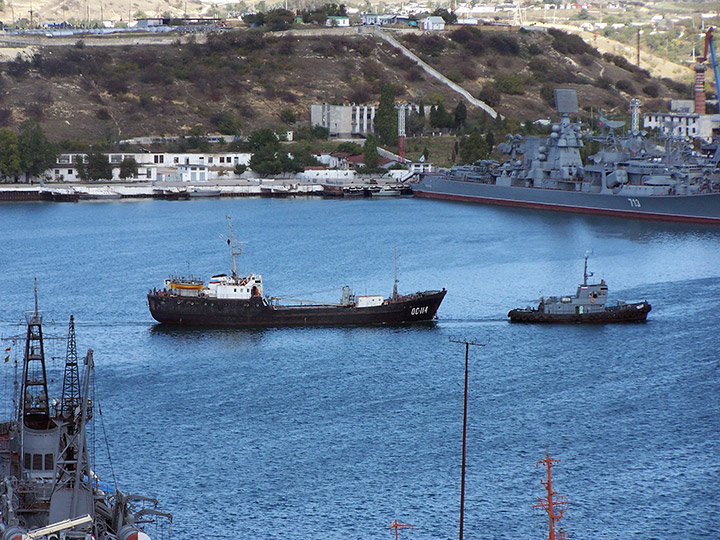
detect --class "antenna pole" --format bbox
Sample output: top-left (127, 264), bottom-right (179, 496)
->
top-left (449, 337), bottom-right (486, 540)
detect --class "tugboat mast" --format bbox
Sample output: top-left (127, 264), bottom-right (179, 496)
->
top-left (583, 251), bottom-right (593, 286)
top-left (533, 453), bottom-right (568, 540)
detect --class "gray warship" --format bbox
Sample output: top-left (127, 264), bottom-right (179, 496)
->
top-left (508, 253), bottom-right (651, 323)
top-left (1, 288), bottom-right (172, 540)
top-left (413, 89), bottom-right (720, 224)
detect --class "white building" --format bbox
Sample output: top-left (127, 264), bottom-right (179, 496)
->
top-left (325, 16), bottom-right (350, 27)
top-left (643, 101), bottom-right (720, 142)
top-left (422, 16), bottom-right (445, 31)
top-left (50, 152), bottom-right (252, 182)
top-left (311, 103), bottom-right (377, 138)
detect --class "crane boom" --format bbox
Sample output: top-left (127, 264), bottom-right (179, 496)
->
top-left (700, 27), bottom-right (719, 99)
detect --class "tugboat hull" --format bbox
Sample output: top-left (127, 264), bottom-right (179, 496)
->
top-left (148, 289), bottom-right (447, 327)
top-left (508, 301), bottom-right (651, 324)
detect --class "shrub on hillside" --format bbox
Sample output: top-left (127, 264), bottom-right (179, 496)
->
top-left (615, 79), bottom-right (634, 93)
top-left (494, 73), bottom-right (525, 95)
top-left (642, 83), bottom-right (660, 98)
top-left (417, 35), bottom-right (446, 56)
top-left (548, 28), bottom-right (599, 57)
top-left (488, 34), bottom-right (520, 56)
top-left (661, 77), bottom-right (690, 95)
top-left (478, 84), bottom-right (501, 107)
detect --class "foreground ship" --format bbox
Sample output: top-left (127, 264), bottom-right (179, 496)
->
top-left (148, 219), bottom-right (446, 327)
top-left (413, 89), bottom-right (720, 225)
top-left (508, 253), bottom-right (651, 323)
top-left (1, 288), bottom-right (171, 540)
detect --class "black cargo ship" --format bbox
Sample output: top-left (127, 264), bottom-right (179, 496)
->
top-left (148, 218), bottom-right (446, 327)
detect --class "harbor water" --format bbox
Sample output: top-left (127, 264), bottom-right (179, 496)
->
top-left (1, 197), bottom-right (718, 539)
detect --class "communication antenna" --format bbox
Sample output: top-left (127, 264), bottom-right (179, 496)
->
top-left (449, 337), bottom-right (487, 540)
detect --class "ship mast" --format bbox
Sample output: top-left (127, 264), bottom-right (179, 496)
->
top-left (533, 453), bottom-right (568, 540)
top-left (60, 315), bottom-right (81, 419)
top-left (583, 251), bottom-right (593, 286)
top-left (393, 244), bottom-right (399, 300)
top-left (20, 279), bottom-right (51, 429)
top-left (226, 215), bottom-right (244, 280)
top-left (389, 520), bottom-right (414, 540)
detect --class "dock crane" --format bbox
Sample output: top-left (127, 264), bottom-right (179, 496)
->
top-left (698, 27), bottom-right (720, 103)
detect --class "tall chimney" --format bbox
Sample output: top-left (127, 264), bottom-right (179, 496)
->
top-left (695, 64), bottom-right (706, 115)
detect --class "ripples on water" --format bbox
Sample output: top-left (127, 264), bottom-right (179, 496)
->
top-left (1, 198), bottom-right (719, 539)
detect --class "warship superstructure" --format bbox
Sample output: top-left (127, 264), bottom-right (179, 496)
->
top-left (0, 287), bottom-right (171, 540)
top-left (508, 253), bottom-right (651, 323)
top-left (148, 218), bottom-right (446, 327)
top-left (413, 89), bottom-right (720, 224)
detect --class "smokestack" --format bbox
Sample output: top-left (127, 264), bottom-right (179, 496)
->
top-left (695, 64), bottom-right (706, 115)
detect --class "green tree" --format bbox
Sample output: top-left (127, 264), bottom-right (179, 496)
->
top-left (73, 154), bottom-right (88, 181)
top-left (279, 109), bottom-right (296, 125)
top-left (453, 101), bottom-right (467, 129)
top-left (85, 152), bottom-right (112, 181)
top-left (336, 141), bottom-right (363, 154)
top-left (234, 163), bottom-right (247, 175)
top-left (363, 135), bottom-right (379, 170)
top-left (458, 131), bottom-right (490, 164)
top-left (430, 102), bottom-right (452, 129)
top-left (375, 82), bottom-right (397, 146)
top-left (0, 129), bottom-right (22, 180)
top-left (247, 129), bottom-right (303, 176)
top-left (265, 8), bottom-right (294, 31)
top-left (18, 122), bottom-right (57, 180)
top-left (119, 157), bottom-right (139, 179)
top-left (432, 8), bottom-right (457, 24)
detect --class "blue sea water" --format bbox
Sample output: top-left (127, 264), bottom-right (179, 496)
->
top-left (1, 197), bottom-right (719, 540)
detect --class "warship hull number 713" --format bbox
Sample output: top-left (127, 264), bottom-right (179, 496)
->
top-left (413, 89), bottom-right (720, 225)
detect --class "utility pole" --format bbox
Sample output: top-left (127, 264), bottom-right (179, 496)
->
top-left (449, 337), bottom-right (486, 540)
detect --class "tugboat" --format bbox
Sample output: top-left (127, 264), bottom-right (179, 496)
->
top-left (147, 218), bottom-right (446, 327)
top-left (1, 284), bottom-right (172, 540)
top-left (508, 253), bottom-right (651, 323)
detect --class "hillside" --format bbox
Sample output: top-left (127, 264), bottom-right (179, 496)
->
top-left (0, 25), bottom-right (693, 147)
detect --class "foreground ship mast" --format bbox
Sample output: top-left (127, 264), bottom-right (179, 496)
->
top-left (1, 284), bottom-right (172, 540)
top-left (533, 453), bottom-right (568, 540)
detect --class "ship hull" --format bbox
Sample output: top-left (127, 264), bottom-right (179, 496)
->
top-left (508, 302), bottom-right (651, 324)
top-left (413, 176), bottom-right (720, 225)
top-left (148, 290), bottom-right (446, 327)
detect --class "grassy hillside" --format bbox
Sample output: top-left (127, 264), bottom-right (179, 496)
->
top-left (0, 26), bottom-right (693, 151)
